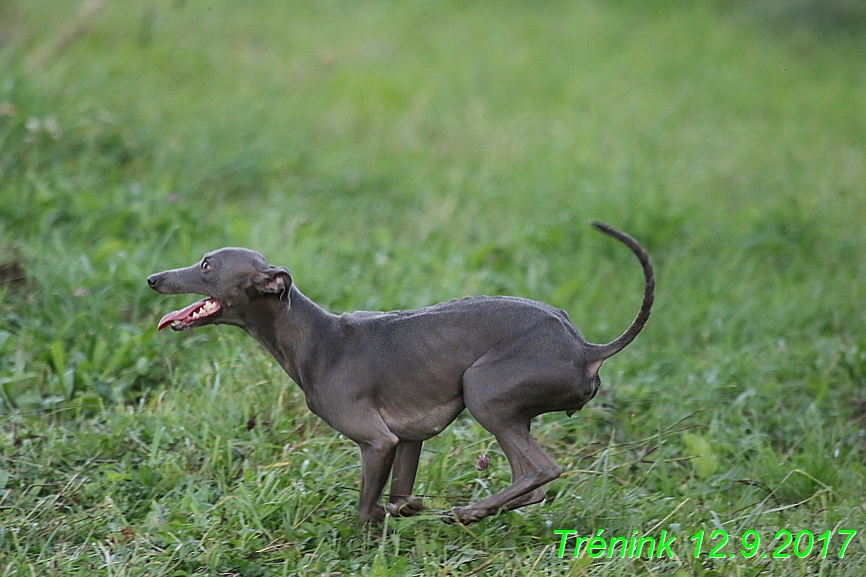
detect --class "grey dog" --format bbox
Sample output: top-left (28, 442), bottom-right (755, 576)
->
top-left (147, 221), bottom-right (654, 524)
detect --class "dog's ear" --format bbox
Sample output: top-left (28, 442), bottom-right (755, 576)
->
top-left (251, 266), bottom-right (293, 303)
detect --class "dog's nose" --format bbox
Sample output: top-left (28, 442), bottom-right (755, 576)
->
top-left (147, 274), bottom-right (159, 289)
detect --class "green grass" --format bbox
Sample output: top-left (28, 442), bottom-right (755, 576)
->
top-left (2, 0), bottom-right (866, 574)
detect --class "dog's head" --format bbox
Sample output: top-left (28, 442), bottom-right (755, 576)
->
top-left (147, 248), bottom-right (291, 331)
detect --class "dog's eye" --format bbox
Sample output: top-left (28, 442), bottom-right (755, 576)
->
top-left (201, 259), bottom-right (213, 272)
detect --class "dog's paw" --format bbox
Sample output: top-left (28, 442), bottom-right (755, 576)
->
top-left (439, 505), bottom-right (484, 525)
top-left (386, 496), bottom-right (424, 518)
top-left (359, 504), bottom-right (387, 523)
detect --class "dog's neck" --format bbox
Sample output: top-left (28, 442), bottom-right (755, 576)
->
top-left (240, 286), bottom-right (337, 391)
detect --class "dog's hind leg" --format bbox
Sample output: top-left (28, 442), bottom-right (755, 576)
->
top-left (495, 433), bottom-right (549, 511)
top-left (443, 421), bottom-right (561, 524)
top-left (442, 357), bottom-right (589, 524)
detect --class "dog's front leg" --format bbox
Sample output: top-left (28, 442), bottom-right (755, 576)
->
top-left (356, 438), bottom-right (399, 523)
top-left (386, 441), bottom-right (424, 517)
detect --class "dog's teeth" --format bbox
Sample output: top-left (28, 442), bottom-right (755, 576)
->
top-left (190, 301), bottom-right (217, 321)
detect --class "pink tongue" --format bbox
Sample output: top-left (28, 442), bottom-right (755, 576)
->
top-left (157, 299), bottom-right (210, 331)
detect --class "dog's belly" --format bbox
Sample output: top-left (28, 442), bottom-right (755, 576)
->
top-left (378, 400), bottom-right (465, 442)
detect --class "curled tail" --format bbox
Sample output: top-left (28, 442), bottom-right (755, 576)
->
top-left (586, 221), bottom-right (655, 362)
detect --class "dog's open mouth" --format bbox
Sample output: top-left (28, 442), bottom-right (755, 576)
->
top-left (157, 298), bottom-right (222, 331)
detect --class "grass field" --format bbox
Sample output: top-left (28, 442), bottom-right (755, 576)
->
top-left (1, 0), bottom-right (866, 575)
